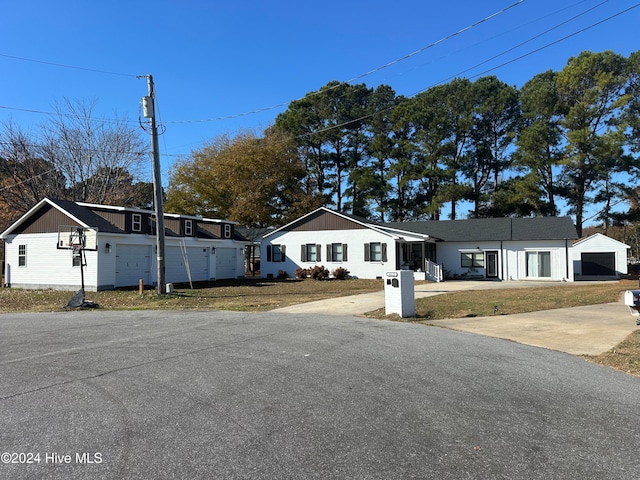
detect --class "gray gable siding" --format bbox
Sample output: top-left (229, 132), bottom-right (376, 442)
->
top-left (386, 217), bottom-right (577, 242)
top-left (15, 200), bottom-right (125, 235)
top-left (283, 209), bottom-right (368, 232)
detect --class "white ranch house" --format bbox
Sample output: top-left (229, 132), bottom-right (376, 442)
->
top-left (1, 198), bottom-right (250, 291)
top-left (261, 207), bottom-right (582, 282)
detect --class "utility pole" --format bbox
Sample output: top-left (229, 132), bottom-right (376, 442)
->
top-left (140, 74), bottom-right (166, 295)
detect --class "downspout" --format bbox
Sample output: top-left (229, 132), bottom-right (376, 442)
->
top-left (500, 240), bottom-right (504, 280)
top-left (565, 239), bottom-right (569, 281)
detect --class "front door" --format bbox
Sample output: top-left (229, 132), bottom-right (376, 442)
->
top-left (486, 251), bottom-right (499, 278)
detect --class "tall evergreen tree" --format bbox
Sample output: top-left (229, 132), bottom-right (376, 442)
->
top-left (556, 50), bottom-right (629, 236)
top-left (514, 70), bottom-right (565, 216)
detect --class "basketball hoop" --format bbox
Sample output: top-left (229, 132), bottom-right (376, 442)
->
top-left (58, 224), bottom-right (99, 309)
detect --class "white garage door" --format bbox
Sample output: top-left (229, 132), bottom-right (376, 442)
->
top-left (166, 246), bottom-right (210, 284)
top-left (115, 245), bottom-right (152, 287)
top-left (216, 248), bottom-right (237, 279)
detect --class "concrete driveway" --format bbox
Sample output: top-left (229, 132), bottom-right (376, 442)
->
top-left (1, 309), bottom-right (640, 479)
top-left (273, 280), bottom-right (638, 355)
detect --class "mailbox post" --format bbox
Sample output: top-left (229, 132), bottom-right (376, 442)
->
top-left (624, 290), bottom-right (640, 325)
top-left (384, 270), bottom-right (415, 318)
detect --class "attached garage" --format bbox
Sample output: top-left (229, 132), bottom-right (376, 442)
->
top-left (115, 245), bottom-right (152, 287)
top-left (581, 252), bottom-right (615, 276)
top-left (216, 247), bottom-right (238, 279)
top-left (165, 245), bottom-right (210, 284)
top-left (573, 233), bottom-right (629, 280)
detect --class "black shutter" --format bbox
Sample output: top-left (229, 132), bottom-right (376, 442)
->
top-left (382, 243), bottom-right (388, 262)
top-left (266, 245), bottom-right (272, 262)
top-left (316, 244), bottom-right (321, 262)
top-left (280, 245), bottom-right (286, 262)
top-left (364, 243), bottom-right (370, 262)
top-left (326, 244), bottom-right (332, 262)
top-left (301, 244), bottom-right (307, 262)
top-left (343, 244), bottom-right (348, 261)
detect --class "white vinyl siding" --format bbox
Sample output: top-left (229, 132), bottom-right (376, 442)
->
top-left (261, 230), bottom-right (395, 280)
top-left (5, 233), bottom-right (99, 290)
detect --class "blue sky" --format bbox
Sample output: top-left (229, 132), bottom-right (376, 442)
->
top-left (1, 0), bottom-right (639, 219)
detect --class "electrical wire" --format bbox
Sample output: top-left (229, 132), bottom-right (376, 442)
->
top-left (164, 1), bottom-right (527, 125)
top-left (0, 105), bottom-right (142, 128)
top-left (1, 1), bottom-right (636, 157)
top-left (437, 0), bottom-right (612, 82)
top-left (342, 0), bottom-right (526, 85)
top-left (0, 168), bottom-right (59, 193)
top-left (458, 3), bottom-right (640, 84)
top-left (0, 0), bottom-right (600, 130)
top-left (0, 53), bottom-right (138, 78)
top-left (305, 2), bottom-right (640, 139)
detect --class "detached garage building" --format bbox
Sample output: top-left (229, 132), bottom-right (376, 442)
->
top-left (1, 198), bottom-right (250, 291)
top-left (573, 233), bottom-right (630, 280)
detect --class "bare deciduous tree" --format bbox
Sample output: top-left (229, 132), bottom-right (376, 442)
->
top-left (40, 97), bottom-right (148, 204)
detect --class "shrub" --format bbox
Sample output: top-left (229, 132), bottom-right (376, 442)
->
top-left (294, 268), bottom-right (310, 279)
top-left (310, 265), bottom-right (330, 280)
top-left (277, 270), bottom-right (289, 279)
top-left (332, 267), bottom-right (350, 280)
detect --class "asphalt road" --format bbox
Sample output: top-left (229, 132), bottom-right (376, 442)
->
top-left (1, 309), bottom-right (639, 479)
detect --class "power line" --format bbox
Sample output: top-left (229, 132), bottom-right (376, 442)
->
top-left (426, 0), bottom-right (614, 89)
top-left (0, 168), bottom-right (59, 193)
top-left (0, 52), bottom-right (138, 78)
top-left (0, 105), bottom-right (142, 128)
top-left (457, 2), bottom-right (640, 84)
top-left (306, 2), bottom-right (640, 138)
top-left (1, 1), bottom-right (635, 152)
top-left (1, 2), bottom-right (527, 129)
top-left (164, 1), bottom-right (527, 125)
top-left (342, 0), bottom-right (527, 85)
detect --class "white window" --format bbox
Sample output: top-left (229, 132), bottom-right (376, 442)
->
top-left (526, 251), bottom-right (551, 278)
top-left (369, 243), bottom-right (381, 262)
top-left (18, 244), bottom-right (26, 267)
top-left (267, 245), bottom-right (285, 262)
top-left (330, 243), bottom-right (344, 262)
top-left (72, 251), bottom-right (82, 267)
top-left (224, 224), bottom-right (231, 238)
top-left (305, 244), bottom-right (317, 262)
top-left (185, 220), bottom-right (193, 236)
top-left (369, 242), bottom-right (382, 262)
top-left (132, 213), bottom-right (142, 232)
top-left (461, 252), bottom-right (484, 268)
top-left (364, 242), bottom-right (386, 262)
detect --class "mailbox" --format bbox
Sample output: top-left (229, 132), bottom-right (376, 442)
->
top-left (624, 290), bottom-right (640, 325)
top-left (384, 270), bottom-right (415, 318)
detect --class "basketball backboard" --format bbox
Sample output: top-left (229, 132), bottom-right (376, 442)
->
top-left (57, 225), bottom-right (98, 251)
